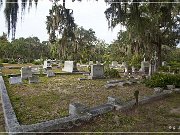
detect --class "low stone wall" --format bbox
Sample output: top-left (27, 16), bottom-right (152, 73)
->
top-left (0, 76), bottom-right (21, 133)
top-left (0, 76), bottom-right (177, 134)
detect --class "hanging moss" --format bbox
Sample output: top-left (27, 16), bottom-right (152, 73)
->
top-left (3, 0), bottom-right (38, 39)
top-left (0, 0), bottom-right (3, 10)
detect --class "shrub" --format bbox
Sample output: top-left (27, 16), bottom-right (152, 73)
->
top-left (2, 58), bottom-right (9, 63)
top-left (104, 68), bottom-right (120, 78)
top-left (32, 61), bottom-right (41, 65)
top-left (144, 73), bottom-right (180, 88)
top-left (8, 59), bottom-right (17, 64)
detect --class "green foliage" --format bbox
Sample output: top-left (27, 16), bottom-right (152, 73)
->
top-left (32, 60), bottom-right (42, 65)
top-left (159, 61), bottom-right (180, 73)
top-left (1, 58), bottom-right (9, 63)
top-left (8, 59), bottom-right (17, 64)
top-left (144, 73), bottom-right (180, 88)
top-left (104, 68), bottom-right (120, 78)
top-left (130, 54), bottom-right (141, 69)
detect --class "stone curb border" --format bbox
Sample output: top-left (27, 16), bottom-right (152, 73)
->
top-left (0, 76), bottom-right (176, 134)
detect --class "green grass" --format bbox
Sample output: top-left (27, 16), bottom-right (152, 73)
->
top-left (4, 73), bottom-right (153, 125)
top-left (67, 93), bottom-right (180, 132)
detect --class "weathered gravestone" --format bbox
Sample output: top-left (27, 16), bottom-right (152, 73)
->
top-left (29, 75), bottom-right (39, 83)
top-left (89, 61), bottom-right (94, 65)
top-left (162, 61), bottom-right (167, 66)
top-left (149, 63), bottom-right (156, 77)
top-left (31, 67), bottom-right (40, 74)
top-left (140, 61), bottom-right (149, 75)
top-left (62, 61), bottom-right (78, 73)
top-left (88, 64), bottom-right (104, 79)
top-left (47, 70), bottom-right (55, 77)
top-left (21, 67), bottom-right (32, 79)
top-left (9, 76), bottom-right (22, 84)
top-left (43, 59), bottom-right (52, 70)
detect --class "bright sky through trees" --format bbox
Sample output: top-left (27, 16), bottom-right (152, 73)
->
top-left (0, 0), bottom-right (124, 43)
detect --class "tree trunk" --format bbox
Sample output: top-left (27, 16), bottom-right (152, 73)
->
top-left (157, 36), bottom-right (162, 68)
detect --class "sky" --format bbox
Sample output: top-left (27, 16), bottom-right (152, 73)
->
top-left (0, 0), bottom-right (125, 44)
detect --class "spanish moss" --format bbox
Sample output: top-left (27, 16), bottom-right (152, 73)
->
top-left (3, 0), bottom-right (38, 39)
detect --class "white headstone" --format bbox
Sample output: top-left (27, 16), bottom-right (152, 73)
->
top-left (21, 67), bottom-right (32, 79)
top-left (162, 61), bottom-right (167, 66)
top-left (43, 59), bottom-right (52, 69)
top-left (62, 61), bottom-right (78, 73)
top-left (29, 76), bottom-right (39, 84)
top-left (31, 67), bottom-right (40, 74)
top-left (9, 76), bottom-right (22, 84)
top-left (89, 61), bottom-right (94, 65)
top-left (47, 70), bottom-right (55, 77)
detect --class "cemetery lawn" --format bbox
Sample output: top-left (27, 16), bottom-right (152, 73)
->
top-left (68, 93), bottom-right (180, 132)
top-left (4, 74), bottom-right (154, 125)
top-left (1, 63), bottom-right (35, 75)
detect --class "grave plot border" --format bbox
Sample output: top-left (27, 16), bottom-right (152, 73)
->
top-left (0, 76), bottom-right (176, 134)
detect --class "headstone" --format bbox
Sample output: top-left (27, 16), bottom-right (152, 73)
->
top-left (162, 61), bottom-right (167, 66)
top-left (9, 76), bottom-right (22, 84)
top-left (62, 61), bottom-right (78, 73)
top-left (154, 87), bottom-right (163, 94)
top-left (89, 61), bottom-right (94, 65)
top-left (21, 67), bottom-right (32, 79)
top-left (132, 66), bottom-right (135, 73)
top-left (112, 61), bottom-right (118, 67)
top-left (140, 61), bottom-right (149, 75)
top-left (43, 59), bottom-right (52, 70)
top-left (166, 85), bottom-right (175, 90)
top-left (31, 67), bottom-right (40, 74)
top-left (149, 63), bottom-right (155, 77)
top-left (47, 70), bottom-right (55, 77)
top-left (88, 64), bottom-right (104, 79)
top-left (29, 75), bottom-right (39, 83)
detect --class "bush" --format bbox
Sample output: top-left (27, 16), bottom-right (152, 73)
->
top-left (0, 63), bottom-right (3, 67)
top-left (144, 73), bottom-right (180, 88)
top-left (104, 68), bottom-right (120, 78)
top-left (8, 59), bottom-right (17, 64)
top-left (2, 58), bottom-right (9, 63)
top-left (32, 60), bottom-right (42, 65)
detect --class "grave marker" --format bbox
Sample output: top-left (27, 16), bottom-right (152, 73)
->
top-left (29, 75), bottom-right (39, 83)
top-left (62, 61), bottom-right (78, 73)
top-left (47, 70), bottom-right (55, 77)
top-left (21, 67), bottom-right (32, 79)
top-left (88, 64), bottom-right (104, 79)
top-left (9, 76), bottom-right (22, 84)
